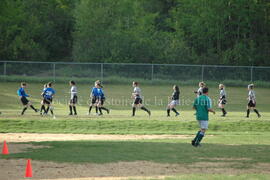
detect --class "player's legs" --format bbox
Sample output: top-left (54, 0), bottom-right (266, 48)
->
top-left (139, 102), bottom-right (151, 116)
top-left (219, 102), bottom-right (227, 117)
top-left (99, 99), bottom-right (109, 114)
top-left (40, 100), bottom-right (46, 115)
top-left (192, 121), bottom-right (208, 147)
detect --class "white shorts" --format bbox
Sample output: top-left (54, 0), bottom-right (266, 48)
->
top-left (169, 100), bottom-right (180, 106)
top-left (198, 120), bottom-right (208, 129)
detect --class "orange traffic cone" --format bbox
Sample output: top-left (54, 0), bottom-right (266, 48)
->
top-left (25, 159), bottom-right (33, 178)
top-left (2, 140), bottom-right (9, 155)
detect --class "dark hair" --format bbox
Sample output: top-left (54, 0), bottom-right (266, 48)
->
top-left (21, 82), bottom-right (26, 86)
top-left (47, 82), bottom-right (52, 87)
top-left (70, 80), bottom-right (75, 85)
top-left (133, 81), bottom-right (138, 86)
top-left (202, 87), bottom-right (208, 94)
top-left (174, 85), bottom-right (180, 93)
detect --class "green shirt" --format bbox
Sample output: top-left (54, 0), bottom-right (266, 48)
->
top-left (193, 95), bottom-right (212, 121)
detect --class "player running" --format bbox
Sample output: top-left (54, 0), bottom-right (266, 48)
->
top-left (88, 80), bottom-right (99, 115)
top-left (96, 82), bottom-right (110, 115)
top-left (246, 84), bottom-right (261, 118)
top-left (194, 82), bottom-right (206, 97)
top-left (192, 87), bottom-right (215, 147)
top-left (167, 85), bottom-right (180, 117)
top-left (43, 82), bottom-right (56, 118)
top-left (17, 82), bottom-right (39, 115)
top-left (69, 81), bottom-right (78, 115)
top-left (131, 82), bottom-right (151, 117)
top-left (218, 84), bottom-right (227, 117)
top-left (40, 84), bottom-right (47, 115)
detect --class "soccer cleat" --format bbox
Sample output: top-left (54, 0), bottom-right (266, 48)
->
top-left (107, 109), bottom-right (110, 114)
top-left (69, 113), bottom-right (73, 116)
top-left (148, 111), bottom-right (151, 116)
top-left (35, 109), bottom-right (39, 113)
top-left (175, 112), bottom-right (180, 117)
top-left (258, 114), bottom-right (261, 118)
top-left (191, 140), bottom-right (196, 146)
top-left (74, 113), bottom-right (77, 116)
top-left (167, 115), bottom-right (170, 117)
top-left (221, 114), bottom-right (226, 117)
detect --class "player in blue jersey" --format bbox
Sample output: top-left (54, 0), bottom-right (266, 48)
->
top-left (88, 80), bottom-right (100, 115)
top-left (43, 82), bottom-right (56, 117)
top-left (40, 84), bottom-right (47, 115)
top-left (17, 82), bottom-right (38, 115)
top-left (96, 82), bottom-right (110, 115)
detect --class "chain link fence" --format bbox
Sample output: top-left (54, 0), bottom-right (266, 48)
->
top-left (1, 61), bottom-right (270, 84)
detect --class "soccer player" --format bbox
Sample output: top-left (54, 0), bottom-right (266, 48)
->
top-left (88, 80), bottom-right (99, 115)
top-left (43, 82), bottom-right (56, 117)
top-left (194, 82), bottom-right (205, 97)
top-left (246, 84), bottom-right (261, 118)
top-left (131, 81), bottom-right (151, 116)
top-left (192, 87), bottom-right (215, 147)
top-left (69, 81), bottom-right (78, 115)
top-left (167, 85), bottom-right (180, 117)
top-left (17, 82), bottom-right (39, 115)
top-left (96, 82), bottom-right (110, 115)
top-left (40, 84), bottom-right (47, 115)
top-left (218, 84), bottom-right (227, 117)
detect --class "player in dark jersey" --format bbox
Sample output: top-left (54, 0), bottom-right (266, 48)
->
top-left (167, 85), bottom-right (180, 117)
top-left (17, 82), bottom-right (38, 115)
top-left (218, 84), bottom-right (227, 117)
top-left (96, 82), bottom-right (110, 115)
top-left (88, 80), bottom-right (99, 115)
top-left (40, 84), bottom-right (47, 115)
top-left (43, 82), bottom-right (56, 118)
top-left (69, 81), bottom-right (78, 115)
top-left (131, 82), bottom-right (151, 116)
top-left (246, 84), bottom-right (261, 118)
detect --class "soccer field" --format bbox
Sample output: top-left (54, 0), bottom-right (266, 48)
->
top-left (0, 82), bottom-right (270, 180)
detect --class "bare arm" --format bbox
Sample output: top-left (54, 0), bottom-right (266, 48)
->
top-left (208, 108), bottom-right (215, 114)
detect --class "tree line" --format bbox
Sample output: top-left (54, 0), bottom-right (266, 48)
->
top-left (0, 0), bottom-right (269, 66)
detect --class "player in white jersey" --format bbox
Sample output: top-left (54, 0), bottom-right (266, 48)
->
top-left (218, 84), bottom-right (227, 117)
top-left (69, 81), bottom-right (78, 115)
top-left (131, 81), bottom-right (151, 116)
top-left (246, 84), bottom-right (261, 118)
top-left (194, 82), bottom-right (205, 97)
top-left (40, 83), bottom-right (47, 115)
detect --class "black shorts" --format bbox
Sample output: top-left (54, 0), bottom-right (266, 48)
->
top-left (91, 96), bottom-right (97, 104)
top-left (100, 98), bottom-right (105, 105)
top-left (220, 99), bottom-right (227, 105)
top-left (20, 97), bottom-right (29, 105)
top-left (43, 98), bottom-right (53, 105)
top-left (134, 97), bottom-right (142, 105)
top-left (70, 95), bottom-right (78, 104)
top-left (248, 100), bottom-right (256, 107)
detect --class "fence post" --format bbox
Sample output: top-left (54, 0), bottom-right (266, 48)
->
top-left (3, 62), bottom-right (7, 80)
top-left (101, 63), bottom-right (104, 81)
top-left (201, 65), bottom-right (204, 81)
top-left (250, 66), bottom-right (253, 82)
top-left (53, 63), bottom-right (56, 82)
top-left (151, 64), bottom-right (154, 81)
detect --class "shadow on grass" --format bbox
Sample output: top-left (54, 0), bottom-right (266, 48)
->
top-left (2, 141), bottom-right (270, 167)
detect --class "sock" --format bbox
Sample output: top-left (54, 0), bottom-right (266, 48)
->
top-left (21, 107), bottom-right (27, 115)
top-left (95, 106), bottom-right (98, 114)
top-left (222, 108), bottom-right (226, 115)
top-left (69, 105), bottom-right (73, 114)
top-left (167, 109), bottom-right (170, 116)
top-left (89, 106), bottom-right (92, 113)
top-left (132, 107), bottom-right (136, 116)
top-left (193, 131), bottom-right (201, 142)
top-left (195, 131), bottom-right (205, 145)
top-left (172, 108), bottom-right (178, 114)
top-left (40, 105), bottom-right (45, 113)
top-left (101, 107), bottom-right (109, 113)
top-left (30, 105), bottom-right (37, 112)
top-left (246, 109), bottom-right (250, 117)
top-left (50, 109), bottom-right (54, 115)
top-left (73, 106), bottom-right (77, 115)
top-left (99, 107), bottom-right (103, 115)
top-left (141, 106), bottom-right (150, 113)
top-left (254, 109), bottom-right (260, 117)
top-left (46, 107), bottom-right (50, 114)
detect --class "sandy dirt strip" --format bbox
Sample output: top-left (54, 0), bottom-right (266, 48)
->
top-left (0, 133), bottom-right (192, 142)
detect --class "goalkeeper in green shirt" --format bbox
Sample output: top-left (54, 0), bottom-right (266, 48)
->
top-left (192, 87), bottom-right (215, 147)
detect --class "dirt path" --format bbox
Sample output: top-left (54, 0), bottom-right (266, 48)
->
top-left (0, 133), bottom-right (192, 142)
top-left (1, 159), bottom-right (269, 180)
